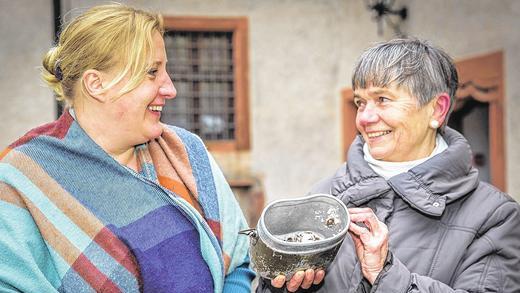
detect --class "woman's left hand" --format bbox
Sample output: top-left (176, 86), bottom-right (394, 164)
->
top-left (271, 269), bottom-right (325, 292)
top-left (347, 207), bottom-right (389, 284)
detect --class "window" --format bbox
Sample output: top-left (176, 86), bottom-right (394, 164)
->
top-left (162, 17), bottom-right (250, 151)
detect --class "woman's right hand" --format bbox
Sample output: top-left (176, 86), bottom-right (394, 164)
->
top-left (348, 207), bottom-right (388, 284)
top-left (270, 269), bottom-right (325, 292)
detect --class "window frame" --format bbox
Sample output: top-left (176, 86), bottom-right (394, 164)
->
top-left (163, 16), bottom-right (250, 151)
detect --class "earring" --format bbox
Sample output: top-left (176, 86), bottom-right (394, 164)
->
top-left (430, 120), bottom-right (440, 129)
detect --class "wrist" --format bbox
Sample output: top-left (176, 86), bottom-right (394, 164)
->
top-left (363, 268), bottom-right (382, 285)
top-left (363, 251), bottom-right (393, 285)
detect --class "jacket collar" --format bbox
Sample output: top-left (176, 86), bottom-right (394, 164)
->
top-left (330, 127), bottom-right (480, 216)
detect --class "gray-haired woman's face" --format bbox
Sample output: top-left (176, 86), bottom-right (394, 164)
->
top-left (353, 84), bottom-right (438, 162)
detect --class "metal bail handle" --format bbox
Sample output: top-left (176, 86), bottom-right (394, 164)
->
top-left (238, 228), bottom-right (258, 245)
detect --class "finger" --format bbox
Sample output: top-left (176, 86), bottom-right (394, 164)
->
top-left (363, 211), bottom-right (381, 232)
top-left (349, 212), bottom-right (380, 233)
top-left (349, 212), bottom-right (375, 222)
top-left (348, 221), bottom-right (370, 237)
top-left (286, 271), bottom-right (305, 292)
top-left (348, 232), bottom-right (364, 255)
top-left (313, 269), bottom-right (326, 285)
top-left (301, 269), bottom-right (314, 289)
top-left (352, 213), bottom-right (388, 243)
top-left (349, 213), bottom-right (371, 231)
top-left (348, 207), bottom-right (374, 214)
top-left (349, 222), bottom-right (373, 245)
top-left (271, 275), bottom-right (286, 288)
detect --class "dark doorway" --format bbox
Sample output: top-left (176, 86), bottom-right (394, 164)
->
top-left (448, 98), bottom-right (490, 182)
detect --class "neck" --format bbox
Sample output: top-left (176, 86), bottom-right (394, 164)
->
top-left (397, 129), bottom-right (437, 162)
top-left (73, 102), bottom-right (138, 170)
top-left (411, 135), bottom-right (437, 161)
top-left (112, 147), bottom-right (138, 171)
top-left (364, 134), bottom-right (448, 180)
top-left (417, 130), bottom-right (438, 160)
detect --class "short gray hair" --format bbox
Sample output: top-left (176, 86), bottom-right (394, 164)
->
top-left (352, 38), bottom-right (458, 130)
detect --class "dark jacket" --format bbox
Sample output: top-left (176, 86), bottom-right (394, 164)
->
top-left (258, 128), bottom-right (520, 292)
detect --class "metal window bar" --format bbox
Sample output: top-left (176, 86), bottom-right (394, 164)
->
top-left (162, 31), bottom-right (235, 140)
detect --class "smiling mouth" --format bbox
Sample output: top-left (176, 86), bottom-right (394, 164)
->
top-left (148, 105), bottom-right (163, 112)
top-left (367, 130), bottom-right (392, 138)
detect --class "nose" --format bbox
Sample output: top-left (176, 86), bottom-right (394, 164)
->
top-left (357, 103), bottom-right (379, 126)
top-left (159, 74), bottom-right (176, 99)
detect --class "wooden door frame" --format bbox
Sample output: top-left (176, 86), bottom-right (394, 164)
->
top-left (341, 51), bottom-right (506, 191)
top-left (455, 51), bottom-right (505, 191)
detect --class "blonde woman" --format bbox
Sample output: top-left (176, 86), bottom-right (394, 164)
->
top-left (0, 4), bottom-right (253, 292)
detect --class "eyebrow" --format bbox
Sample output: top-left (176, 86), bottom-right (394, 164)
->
top-left (152, 59), bottom-right (168, 66)
top-left (368, 88), bottom-right (398, 99)
top-left (368, 89), bottom-right (387, 95)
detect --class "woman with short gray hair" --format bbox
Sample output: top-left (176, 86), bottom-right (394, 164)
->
top-left (260, 38), bottom-right (520, 292)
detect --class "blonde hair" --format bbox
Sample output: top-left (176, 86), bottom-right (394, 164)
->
top-left (42, 3), bottom-right (164, 106)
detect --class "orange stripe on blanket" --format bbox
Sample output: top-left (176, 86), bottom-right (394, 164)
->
top-left (18, 192), bottom-right (82, 265)
top-left (3, 150), bottom-right (138, 278)
top-left (149, 130), bottom-right (200, 200)
top-left (0, 147), bottom-right (11, 160)
top-left (13, 189), bottom-right (122, 292)
top-left (3, 150), bottom-right (105, 237)
top-left (0, 182), bottom-right (27, 209)
top-left (223, 253), bottom-right (231, 273)
top-left (158, 175), bottom-right (203, 215)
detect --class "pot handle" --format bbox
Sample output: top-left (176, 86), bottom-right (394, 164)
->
top-left (238, 228), bottom-right (259, 245)
top-left (238, 228), bottom-right (257, 238)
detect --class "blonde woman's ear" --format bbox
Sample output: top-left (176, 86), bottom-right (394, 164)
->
top-left (82, 69), bottom-right (107, 102)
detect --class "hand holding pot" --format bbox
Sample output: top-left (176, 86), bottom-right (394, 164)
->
top-left (271, 269), bottom-right (325, 292)
top-left (348, 207), bottom-right (389, 284)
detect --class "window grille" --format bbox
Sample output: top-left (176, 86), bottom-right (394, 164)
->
top-left (162, 31), bottom-right (235, 141)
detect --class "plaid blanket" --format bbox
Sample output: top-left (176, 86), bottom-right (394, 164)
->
top-left (0, 110), bottom-right (253, 292)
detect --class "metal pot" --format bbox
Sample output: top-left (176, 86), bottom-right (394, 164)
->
top-left (240, 194), bottom-right (349, 279)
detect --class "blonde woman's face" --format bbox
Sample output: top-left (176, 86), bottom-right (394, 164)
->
top-left (104, 31), bottom-right (176, 146)
top-left (353, 84), bottom-right (436, 162)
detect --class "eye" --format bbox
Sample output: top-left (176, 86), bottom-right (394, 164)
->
top-left (353, 98), bottom-right (366, 108)
top-left (147, 68), bottom-right (158, 77)
top-left (378, 96), bottom-right (390, 103)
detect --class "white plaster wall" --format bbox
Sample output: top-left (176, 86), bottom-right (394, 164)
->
top-left (2, 0), bottom-right (519, 203)
top-left (0, 0), bottom-right (55, 148)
